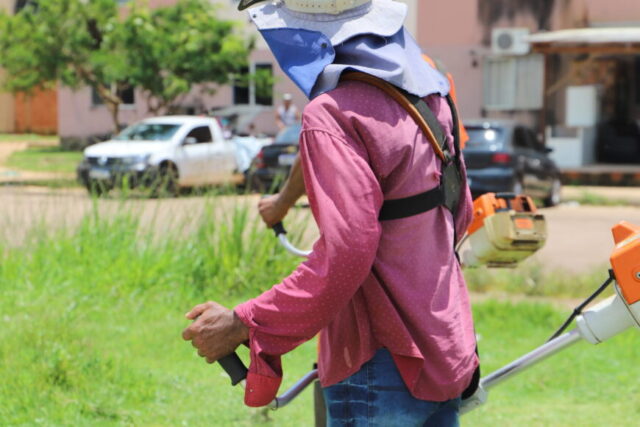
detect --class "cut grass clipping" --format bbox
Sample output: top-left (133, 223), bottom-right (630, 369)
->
top-left (1, 198), bottom-right (639, 426)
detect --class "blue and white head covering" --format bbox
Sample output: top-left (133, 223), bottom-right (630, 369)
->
top-left (247, 1), bottom-right (450, 100)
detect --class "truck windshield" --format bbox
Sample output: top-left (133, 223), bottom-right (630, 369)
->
top-left (114, 123), bottom-right (181, 141)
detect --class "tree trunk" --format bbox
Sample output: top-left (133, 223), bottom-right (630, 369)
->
top-left (106, 100), bottom-right (121, 134)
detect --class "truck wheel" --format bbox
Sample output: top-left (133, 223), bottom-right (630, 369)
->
top-left (86, 180), bottom-right (109, 197)
top-left (151, 163), bottom-right (179, 198)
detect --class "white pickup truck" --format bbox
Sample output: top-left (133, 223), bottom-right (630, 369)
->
top-left (77, 116), bottom-right (258, 196)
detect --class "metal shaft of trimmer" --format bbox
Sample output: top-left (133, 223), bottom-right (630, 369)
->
top-left (480, 329), bottom-right (582, 391)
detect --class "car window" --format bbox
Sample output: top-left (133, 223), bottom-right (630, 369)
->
top-left (513, 127), bottom-right (535, 150)
top-left (114, 123), bottom-right (181, 141)
top-left (186, 126), bottom-right (213, 143)
top-left (465, 127), bottom-right (505, 150)
top-left (527, 129), bottom-right (546, 152)
top-left (275, 124), bottom-right (302, 144)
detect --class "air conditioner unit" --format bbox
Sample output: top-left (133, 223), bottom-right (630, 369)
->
top-left (492, 28), bottom-right (531, 55)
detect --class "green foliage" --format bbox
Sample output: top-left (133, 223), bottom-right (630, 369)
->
top-left (464, 261), bottom-right (612, 298)
top-left (0, 0), bottom-right (123, 92)
top-left (6, 145), bottom-right (83, 173)
top-left (112, 0), bottom-right (252, 113)
top-left (0, 199), bottom-right (315, 424)
top-left (0, 133), bottom-right (59, 143)
top-left (566, 190), bottom-right (634, 207)
top-left (0, 0), bottom-right (127, 131)
top-left (0, 0), bottom-right (253, 129)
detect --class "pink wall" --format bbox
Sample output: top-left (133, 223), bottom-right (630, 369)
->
top-left (414, 0), bottom-right (590, 120)
top-left (583, 0), bottom-right (640, 24)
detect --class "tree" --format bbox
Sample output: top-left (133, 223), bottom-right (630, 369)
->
top-left (0, 0), bottom-right (254, 132)
top-left (115, 0), bottom-right (253, 115)
top-left (0, 0), bottom-right (128, 132)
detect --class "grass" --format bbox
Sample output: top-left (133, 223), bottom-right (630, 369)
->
top-left (464, 261), bottom-right (612, 299)
top-left (5, 145), bottom-right (82, 174)
top-left (1, 197), bottom-right (639, 426)
top-left (0, 133), bottom-right (59, 143)
top-left (563, 190), bottom-right (632, 207)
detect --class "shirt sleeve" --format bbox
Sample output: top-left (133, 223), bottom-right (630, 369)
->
top-left (234, 127), bottom-right (384, 407)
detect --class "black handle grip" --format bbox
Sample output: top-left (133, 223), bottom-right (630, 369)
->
top-left (219, 353), bottom-right (248, 386)
top-left (272, 222), bottom-right (287, 237)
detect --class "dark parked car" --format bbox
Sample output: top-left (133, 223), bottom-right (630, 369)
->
top-left (463, 120), bottom-right (562, 207)
top-left (247, 123), bottom-right (301, 192)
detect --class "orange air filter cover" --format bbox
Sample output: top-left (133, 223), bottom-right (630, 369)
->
top-left (467, 193), bottom-right (537, 235)
top-left (610, 221), bottom-right (640, 305)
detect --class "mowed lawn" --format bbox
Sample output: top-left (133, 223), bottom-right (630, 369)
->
top-left (1, 201), bottom-right (639, 426)
top-left (5, 145), bottom-right (82, 174)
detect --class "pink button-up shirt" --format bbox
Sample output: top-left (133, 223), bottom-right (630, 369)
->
top-left (235, 80), bottom-right (478, 407)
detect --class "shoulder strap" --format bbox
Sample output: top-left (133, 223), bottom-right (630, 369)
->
top-left (340, 72), bottom-right (449, 163)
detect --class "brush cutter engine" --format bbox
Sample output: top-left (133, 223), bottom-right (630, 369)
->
top-left (460, 193), bottom-right (547, 268)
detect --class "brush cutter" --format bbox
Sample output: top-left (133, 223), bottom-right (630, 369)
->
top-left (215, 193), bottom-right (640, 423)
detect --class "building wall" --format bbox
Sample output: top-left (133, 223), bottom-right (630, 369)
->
top-left (15, 88), bottom-right (58, 134)
top-left (414, 0), bottom-right (590, 122)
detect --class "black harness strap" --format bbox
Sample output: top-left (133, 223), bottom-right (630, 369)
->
top-left (376, 89), bottom-right (463, 221)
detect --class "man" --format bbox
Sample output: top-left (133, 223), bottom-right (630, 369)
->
top-left (275, 92), bottom-right (301, 130)
top-left (182, 1), bottom-right (478, 425)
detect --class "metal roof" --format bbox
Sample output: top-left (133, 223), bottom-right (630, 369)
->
top-left (526, 27), bottom-right (640, 45)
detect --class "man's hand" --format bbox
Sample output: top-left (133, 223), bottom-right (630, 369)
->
top-left (258, 154), bottom-right (306, 228)
top-left (182, 301), bottom-right (249, 363)
top-left (259, 194), bottom-right (290, 228)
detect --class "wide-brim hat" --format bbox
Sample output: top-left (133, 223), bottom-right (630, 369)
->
top-left (244, 0), bottom-right (407, 46)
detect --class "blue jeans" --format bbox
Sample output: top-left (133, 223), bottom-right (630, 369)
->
top-left (322, 349), bottom-right (461, 427)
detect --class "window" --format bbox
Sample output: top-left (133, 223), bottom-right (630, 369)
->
top-left (114, 123), bottom-right (181, 142)
top-left (185, 126), bottom-right (213, 143)
top-left (233, 63), bottom-right (274, 106)
top-left (117, 85), bottom-right (135, 105)
top-left (484, 55), bottom-right (544, 111)
top-left (233, 66), bottom-right (250, 105)
top-left (255, 63), bottom-right (273, 106)
top-left (513, 127), bottom-right (537, 150)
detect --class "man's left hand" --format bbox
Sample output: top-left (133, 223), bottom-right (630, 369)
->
top-left (182, 301), bottom-right (250, 363)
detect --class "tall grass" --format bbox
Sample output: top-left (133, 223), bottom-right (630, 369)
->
top-left (2, 195), bottom-right (639, 426)
top-left (0, 198), bottom-right (315, 425)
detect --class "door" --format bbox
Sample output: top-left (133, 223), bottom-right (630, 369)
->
top-left (176, 125), bottom-right (215, 186)
top-left (513, 126), bottom-right (546, 197)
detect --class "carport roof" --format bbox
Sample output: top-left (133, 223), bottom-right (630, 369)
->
top-left (527, 27), bottom-right (640, 54)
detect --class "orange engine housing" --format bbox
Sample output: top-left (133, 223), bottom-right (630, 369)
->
top-left (610, 222), bottom-right (640, 305)
top-left (468, 193), bottom-right (538, 235)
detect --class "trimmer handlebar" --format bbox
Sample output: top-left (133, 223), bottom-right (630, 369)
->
top-left (218, 352), bottom-right (248, 386)
top-left (272, 222), bottom-right (287, 237)
top-left (218, 222), bottom-right (305, 389)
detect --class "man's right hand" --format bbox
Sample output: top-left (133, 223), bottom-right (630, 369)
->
top-left (257, 154), bottom-right (306, 228)
top-left (258, 194), bottom-right (290, 228)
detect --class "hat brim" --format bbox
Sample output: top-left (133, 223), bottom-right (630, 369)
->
top-left (238, 0), bottom-right (268, 11)
top-left (248, 0), bottom-right (407, 46)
